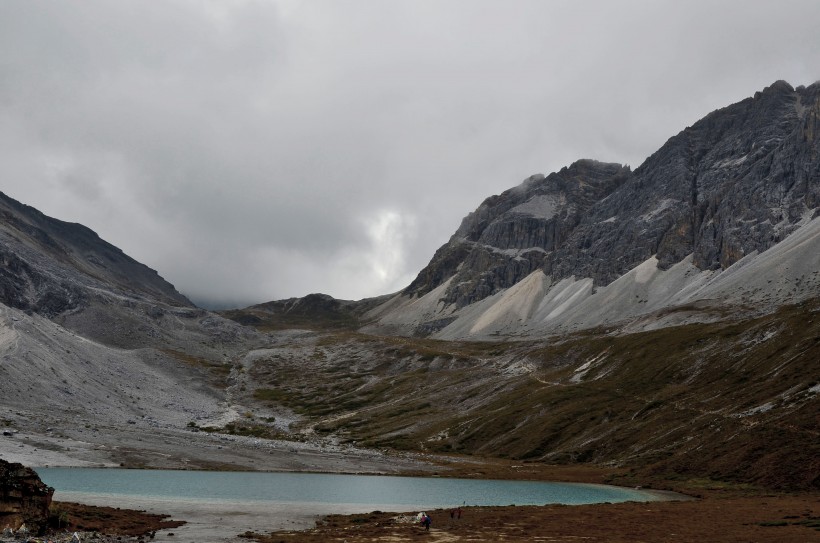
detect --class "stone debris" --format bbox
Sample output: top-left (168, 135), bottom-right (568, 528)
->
top-left (0, 533), bottom-right (143, 543)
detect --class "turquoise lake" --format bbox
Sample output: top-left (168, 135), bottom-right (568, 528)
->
top-left (38, 468), bottom-right (656, 508)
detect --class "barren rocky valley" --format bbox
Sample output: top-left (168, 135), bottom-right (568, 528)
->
top-left (1, 80), bottom-right (819, 541)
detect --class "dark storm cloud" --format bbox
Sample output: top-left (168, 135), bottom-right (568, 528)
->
top-left (1, 0), bottom-right (819, 308)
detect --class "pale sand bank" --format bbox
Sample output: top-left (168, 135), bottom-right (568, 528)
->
top-left (54, 491), bottom-right (422, 543)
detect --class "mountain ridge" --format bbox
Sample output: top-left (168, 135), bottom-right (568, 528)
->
top-left (0, 189), bottom-right (192, 316)
top-left (351, 80), bottom-right (820, 339)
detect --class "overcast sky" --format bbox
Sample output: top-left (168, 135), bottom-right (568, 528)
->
top-left (1, 1), bottom-right (819, 308)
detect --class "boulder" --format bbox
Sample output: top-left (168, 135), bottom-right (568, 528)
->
top-left (0, 459), bottom-right (54, 535)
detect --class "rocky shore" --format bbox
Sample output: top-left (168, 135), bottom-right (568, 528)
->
top-left (0, 500), bottom-right (184, 543)
top-left (0, 459), bottom-right (53, 535)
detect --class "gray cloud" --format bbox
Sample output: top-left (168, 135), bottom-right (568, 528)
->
top-left (2, 0), bottom-right (819, 308)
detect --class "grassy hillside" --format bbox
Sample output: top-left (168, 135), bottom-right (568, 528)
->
top-left (234, 298), bottom-right (820, 491)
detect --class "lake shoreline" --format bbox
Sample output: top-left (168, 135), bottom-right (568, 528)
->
top-left (19, 455), bottom-right (815, 543)
top-left (39, 466), bottom-right (672, 543)
top-left (44, 490), bottom-right (816, 543)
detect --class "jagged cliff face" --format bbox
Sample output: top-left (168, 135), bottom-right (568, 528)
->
top-left (368, 81), bottom-right (820, 338)
top-left (590, 79), bottom-right (820, 277)
top-left (405, 160), bottom-right (631, 307)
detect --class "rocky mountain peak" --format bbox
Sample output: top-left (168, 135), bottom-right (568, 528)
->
top-left (404, 160), bottom-right (631, 308)
top-left (369, 80), bottom-right (820, 338)
top-left (453, 160), bottom-right (630, 244)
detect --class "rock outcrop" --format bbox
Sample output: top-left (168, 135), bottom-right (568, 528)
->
top-left (0, 459), bottom-right (53, 534)
top-left (567, 79), bottom-right (820, 281)
top-left (404, 160), bottom-right (631, 306)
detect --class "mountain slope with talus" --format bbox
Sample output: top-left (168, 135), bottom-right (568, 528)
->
top-left (363, 80), bottom-right (820, 339)
top-left (236, 297), bottom-right (819, 490)
top-left (0, 187), bottom-right (420, 477)
top-left (0, 190), bottom-right (266, 353)
top-left (0, 189), bottom-right (287, 472)
top-left (1, 79), bottom-right (817, 494)
top-left (219, 81), bottom-right (818, 492)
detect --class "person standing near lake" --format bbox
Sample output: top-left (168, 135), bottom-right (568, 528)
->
top-left (423, 513), bottom-right (432, 531)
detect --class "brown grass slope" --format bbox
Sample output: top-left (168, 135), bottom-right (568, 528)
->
top-left (239, 298), bottom-right (819, 491)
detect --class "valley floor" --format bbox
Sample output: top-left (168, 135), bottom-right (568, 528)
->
top-left (249, 493), bottom-right (820, 543)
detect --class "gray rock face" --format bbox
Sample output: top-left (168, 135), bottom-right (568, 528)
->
top-left (404, 80), bottom-right (820, 309)
top-left (0, 243), bottom-right (87, 318)
top-left (579, 79), bottom-right (820, 281)
top-left (0, 190), bottom-right (192, 318)
top-left (405, 160), bottom-right (631, 306)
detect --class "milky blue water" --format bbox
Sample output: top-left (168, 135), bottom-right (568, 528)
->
top-left (38, 468), bottom-right (655, 509)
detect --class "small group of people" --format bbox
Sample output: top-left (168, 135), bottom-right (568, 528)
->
top-left (417, 506), bottom-right (464, 532)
